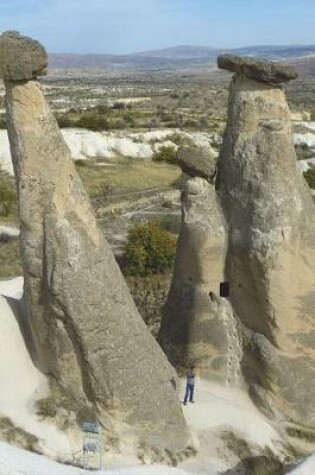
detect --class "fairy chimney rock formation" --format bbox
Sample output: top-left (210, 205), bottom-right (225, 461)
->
top-left (159, 147), bottom-right (243, 386)
top-left (1, 31), bottom-right (191, 456)
top-left (217, 55), bottom-right (315, 432)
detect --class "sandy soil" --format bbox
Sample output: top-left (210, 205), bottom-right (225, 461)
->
top-left (0, 277), bottom-right (313, 474)
top-left (0, 279), bottom-right (79, 457)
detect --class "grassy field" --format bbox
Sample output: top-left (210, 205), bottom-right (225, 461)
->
top-left (0, 169), bottom-right (20, 279)
top-left (0, 239), bottom-right (21, 279)
top-left (76, 158), bottom-right (182, 198)
top-left (0, 159), bottom-right (181, 279)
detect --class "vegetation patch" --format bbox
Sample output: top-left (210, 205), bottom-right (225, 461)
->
top-left (0, 416), bottom-right (39, 452)
top-left (295, 144), bottom-right (315, 161)
top-left (76, 159), bottom-right (181, 199)
top-left (220, 430), bottom-right (252, 459)
top-left (0, 168), bottom-right (17, 218)
top-left (221, 431), bottom-right (285, 475)
top-left (36, 378), bottom-right (96, 430)
top-left (0, 238), bottom-right (21, 278)
top-left (122, 221), bottom-right (176, 277)
top-left (286, 423), bottom-right (315, 443)
top-left (0, 168), bottom-right (21, 278)
top-left (0, 114), bottom-right (6, 129)
top-left (152, 146), bottom-right (177, 165)
top-left (126, 273), bottom-right (171, 336)
top-left (55, 105), bottom-right (151, 131)
top-left (303, 167), bottom-right (315, 189)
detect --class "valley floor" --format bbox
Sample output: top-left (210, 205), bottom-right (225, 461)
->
top-left (0, 279), bottom-right (314, 475)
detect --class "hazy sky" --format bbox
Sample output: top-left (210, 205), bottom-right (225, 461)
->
top-left (0, 0), bottom-right (314, 54)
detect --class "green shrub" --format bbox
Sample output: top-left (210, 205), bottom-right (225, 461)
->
top-left (295, 144), bottom-right (314, 161)
top-left (126, 273), bottom-right (171, 335)
top-left (183, 118), bottom-right (199, 129)
top-left (169, 133), bottom-right (189, 147)
top-left (123, 221), bottom-right (177, 276)
top-left (122, 112), bottom-right (135, 126)
top-left (304, 167), bottom-right (315, 189)
top-left (56, 114), bottom-right (73, 128)
top-left (0, 114), bottom-right (6, 129)
top-left (76, 113), bottom-right (110, 131)
top-left (162, 199), bottom-right (173, 209)
top-left (94, 104), bottom-right (110, 114)
top-left (108, 118), bottom-right (126, 130)
top-left (0, 183), bottom-right (16, 217)
top-left (56, 107), bottom-right (111, 131)
top-left (74, 159), bottom-right (88, 167)
top-left (0, 417), bottom-right (38, 451)
top-left (112, 102), bottom-right (126, 110)
top-left (152, 146), bottom-right (177, 165)
top-left (199, 116), bottom-right (209, 130)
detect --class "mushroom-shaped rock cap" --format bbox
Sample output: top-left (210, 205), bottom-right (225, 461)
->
top-left (217, 54), bottom-right (298, 84)
top-left (177, 146), bottom-right (216, 182)
top-left (0, 31), bottom-right (47, 81)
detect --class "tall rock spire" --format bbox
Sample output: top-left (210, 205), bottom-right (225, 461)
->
top-left (1, 31), bottom-right (191, 457)
top-left (217, 55), bottom-right (315, 430)
top-left (158, 147), bottom-right (243, 386)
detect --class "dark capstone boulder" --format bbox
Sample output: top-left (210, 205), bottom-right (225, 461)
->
top-left (176, 146), bottom-right (216, 182)
top-left (0, 31), bottom-right (47, 81)
top-left (217, 54), bottom-right (298, 84)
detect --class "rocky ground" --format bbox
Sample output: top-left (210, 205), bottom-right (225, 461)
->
top-left (0, 277), bottom-right (309, 474)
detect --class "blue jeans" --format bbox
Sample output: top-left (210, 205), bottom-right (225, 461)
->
top-left (184, 383), bottom-right (195, 403)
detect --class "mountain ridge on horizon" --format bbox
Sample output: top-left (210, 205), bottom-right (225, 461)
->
top-left (48, 43), bottom-right (315, 74)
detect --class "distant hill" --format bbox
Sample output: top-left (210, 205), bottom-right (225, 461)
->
top-left (135, 44), bottom-right (315, 60)
top-left (289, 56), bottom-right (315, 76)
top-left (49, 44), bottom-right (315, 74)
top-left (134, 45), bottom-right (219, 59)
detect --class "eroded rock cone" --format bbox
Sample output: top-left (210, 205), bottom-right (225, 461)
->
top-left (2, 31), bottom-right (191, 455)
top-left (217, 63), bottom-right (315, 430)
top-left (159, 149), bottom-right (243, 385)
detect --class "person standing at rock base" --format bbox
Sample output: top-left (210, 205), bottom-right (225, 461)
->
top-left (183, 367), bottom-right (196, 405)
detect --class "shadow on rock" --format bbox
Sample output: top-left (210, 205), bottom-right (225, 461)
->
top-left (221, 455), bottom-right (295, 475)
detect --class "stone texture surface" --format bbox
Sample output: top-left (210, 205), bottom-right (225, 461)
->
top-left (176, 146), bottom-right (216, 181)
top-left (217, 74), bottom-right (315, 428)
top-left (218, 54), bottom-right (298, 84)
top-left (0, 31), bottom-right (47, 81)
top-left (4, 76), bottom-right (190, 454)
top-left (158, 177), bottom-right (243, 385)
